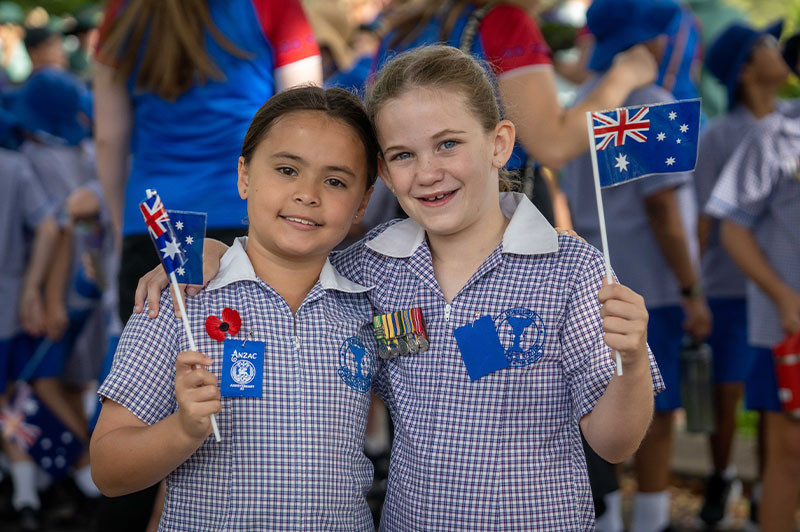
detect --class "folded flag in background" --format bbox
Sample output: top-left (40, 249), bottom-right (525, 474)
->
top-left (591, 98), bottom-right (701, 187)
top-left (0, 383), bottom-right (83, 481)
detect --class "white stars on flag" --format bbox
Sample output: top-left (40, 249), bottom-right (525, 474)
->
top-left (666, 157), bottom-right (676, 166)
top-left (676, 139), bottom-right (682, 144)
top-left (614, 153), bottom-right (629, 172)
top-left (175, 221), bottom-right (184, 230)
top-left (185, 235), bottom-right (194, 245)
top-left (161, 239), bottom-right (182, 260)
top-left (679, 124), bottom-right (689, 133)
top-left (177, 267), bottom-right (186, 276)
top-left (668, 111), bottom-right (677, 120)
top-left (657, 132), bottom-right (666, 141)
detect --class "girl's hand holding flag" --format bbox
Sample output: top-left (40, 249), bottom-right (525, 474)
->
top-left (140, 189), bottom-right (221, 442)
top-left (586, 98), bottom-right (703, 374)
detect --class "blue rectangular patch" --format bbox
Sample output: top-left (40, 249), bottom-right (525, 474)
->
top-left (454, 315), bottom-right (509, 381)
top-left (221, 339), bottom-right (264, 397)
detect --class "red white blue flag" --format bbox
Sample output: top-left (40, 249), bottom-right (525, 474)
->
top-left (167, 210), bottom-right (206, 285)
top-left (0, 383), bottom-right (83, 480)
top-left (591, 98), bottom-right (701, 187)
top-left (140, 190), bottom-right (187, 276)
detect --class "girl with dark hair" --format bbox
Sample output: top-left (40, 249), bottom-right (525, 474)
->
top-left (91, 86), bottom-right (381, 531)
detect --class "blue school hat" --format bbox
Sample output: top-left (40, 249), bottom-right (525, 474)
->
top-left (11, 67), bottom-right (90, 146)
top-left (706, 21), bottom-right (784, 110)
top-left (782, 31), bottom-right (800, 77)
top-left (587, 0), bottom-right (681, 72)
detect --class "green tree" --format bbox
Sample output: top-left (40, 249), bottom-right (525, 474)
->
top-left (725, 0), bottom-right (800, 32)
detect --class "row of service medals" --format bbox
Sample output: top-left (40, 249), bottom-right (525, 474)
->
top-left (373, 308), bottom-right (429, 359)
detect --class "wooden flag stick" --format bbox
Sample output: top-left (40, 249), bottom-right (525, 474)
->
top-left (586, 111), bottom-right (624, 377)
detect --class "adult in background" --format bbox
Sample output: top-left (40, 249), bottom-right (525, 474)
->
top-left (372, 0), bottom-right (658, 223)
top-left (92, 0), bottom-right (320, 530)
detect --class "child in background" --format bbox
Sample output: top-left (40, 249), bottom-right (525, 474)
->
top-left (22, 25), bottom-right (66, 73)
top-left (694, 20), bottom-right (789, 528)
top-left (140, 45), bottom-right (663, 531)
top-left (705, 94), bottom-right (800, 532)
top-left (560, 1), bottom-right (711, 530)
top-left (91, 86), bottom-right (381, 531)
top-left (0, 108), bottom-right (59, 531)
top-left (10, 66), bottom-right (104, 523)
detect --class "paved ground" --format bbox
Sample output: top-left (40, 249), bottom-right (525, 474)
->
top-left (0, 422), bottom-right (788, 532)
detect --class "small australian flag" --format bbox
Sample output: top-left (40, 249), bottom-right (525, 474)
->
top-left (0, 383), bottom-right (83, 481)
top-left (139, 190), bottom-right (186, 277)
top-left (166, 210), bottom-right (206, 285)
top-left (591, 98), bottom-right (701, 187)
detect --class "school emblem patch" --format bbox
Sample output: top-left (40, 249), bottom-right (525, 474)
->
top-left (230, 359), bottom-right (256, 386)
top-left (496, 307), bottom-right (546, 367)
top-left (337, 336), bottom-right (375, 394)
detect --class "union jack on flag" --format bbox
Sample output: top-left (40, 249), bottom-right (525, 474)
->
top-left (0, 385), bottom-right (40, 449)
top-left (140, 189), bottom-right (187, 276)
top-left (592, 106), bottom-right (650, 150)
top-left (140, 193), bottom-right (169, 239)
top-left (590, 98), bottom-right (701, 187)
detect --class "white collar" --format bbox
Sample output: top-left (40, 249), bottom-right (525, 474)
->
top-left (207, 236), bottom-right (371, 293)
top-left (366, 192), bottom-right (558, 258)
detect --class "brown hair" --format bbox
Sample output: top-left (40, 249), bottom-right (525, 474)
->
top-left (241, 86), bottom-right (379, 190)
top-left (99, 0), bottom-right (252, 101)
top-left (384, 0), bottom-right (496, 50)
top-left (366, 44), bottom-right (515, 191)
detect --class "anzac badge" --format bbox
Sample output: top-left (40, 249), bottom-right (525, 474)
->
top-left (373, 308), bottom-right (429, 359)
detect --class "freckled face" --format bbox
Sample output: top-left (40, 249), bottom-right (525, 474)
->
top-left (238, 110), bottom-right (371, 261)
top-left (375, 87), bottom-right (509, 239)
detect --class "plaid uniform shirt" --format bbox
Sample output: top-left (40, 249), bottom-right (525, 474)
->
top-left (706, 111), bottom-right (800, 348)
top-left (100, 238), bottom-right (378, 531)
top-left (694, 105), bottom-right (757, 299)
top-left (333, 193), bottom-right (664, 531)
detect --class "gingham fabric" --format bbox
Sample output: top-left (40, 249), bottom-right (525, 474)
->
top-left (333, 193), bottom-right (664, 531)
top-left (560, 82), bottom-right (698, 309)
top-left (706, 111), bottom-right (800, 348)
top-left (99, 238), bottom-right (379, 531)
top-left (0, 150), bottom-right (52, 337)
top-left (694, 105), bottom-right (758, 299)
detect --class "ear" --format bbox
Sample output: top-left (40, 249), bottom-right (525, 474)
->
top-left (377, 156), bottom-right (395, 192)
top-left (237, 156), bottom-right (249, 199)
top-left (354, 185), bottom-right (374, 222)
top-left (491, 119), bottom-right (516, 169)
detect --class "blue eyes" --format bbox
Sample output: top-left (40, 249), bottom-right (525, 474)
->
top-left (389, 140), bottom-right (459, 161)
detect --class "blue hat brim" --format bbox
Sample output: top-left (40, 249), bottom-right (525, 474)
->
top-left (588, 2), bottom-right (682, 72)
top-left (724, 20), bottom-right (784, 110)
top-left (10, 70), bottom-right (91, 146)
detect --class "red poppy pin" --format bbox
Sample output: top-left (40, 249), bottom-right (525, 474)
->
top-left (205, 307), bottom-right (241, 342)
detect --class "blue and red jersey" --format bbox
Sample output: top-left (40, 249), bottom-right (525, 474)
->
top-left (98, 0), bottom-right (319, 236)
top-left (375, 4), bottom-right (552, 171)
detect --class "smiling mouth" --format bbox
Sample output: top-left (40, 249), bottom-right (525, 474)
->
top-left (281, 215), bottom-right (321, 227)
top-left (418, 190), bottom-right (456, 203)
